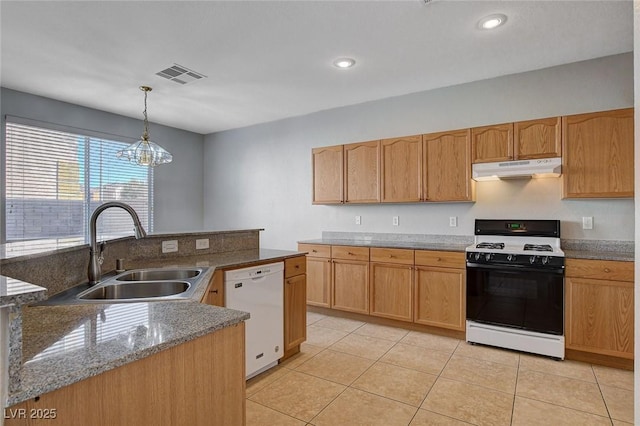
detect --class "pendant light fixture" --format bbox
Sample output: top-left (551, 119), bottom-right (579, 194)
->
top-left (116, 86), bottom-right (173, 166)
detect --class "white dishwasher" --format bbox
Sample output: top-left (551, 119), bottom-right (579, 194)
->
top-left (225, 262), bottom-right (284, 379)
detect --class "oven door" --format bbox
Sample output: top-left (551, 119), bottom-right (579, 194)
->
top-left (466, 263), bottom-right (564, 335)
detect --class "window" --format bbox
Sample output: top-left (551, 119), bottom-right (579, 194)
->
top-left (4, 119), bottom-right (153, 245)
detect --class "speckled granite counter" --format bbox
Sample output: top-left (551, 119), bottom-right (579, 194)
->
top-left (300, 236), bottom-right (635, 262)
top-left (0, 276), bottom-right (47, 308)
top-left (299, 238), bottom-right (470, 253)
top-left (9, 302), bottom-right (248, 406)
top-left (6, 247), bottom-right (305, 407)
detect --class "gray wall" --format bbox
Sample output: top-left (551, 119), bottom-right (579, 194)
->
top-left (0, 88), bottom-right (205, 237)
top-left (203, 53), bottom-right (634, 250)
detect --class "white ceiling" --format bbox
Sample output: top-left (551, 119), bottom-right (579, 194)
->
top-left (0, 1), bottom-right (633, 135)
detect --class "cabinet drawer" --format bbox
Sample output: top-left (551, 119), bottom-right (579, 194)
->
top-left (332, 245), bottom-right (370, 261)
top-left (415, 250), bottom-right (465, 268)
top-left (370, 248), bottom-right (414, 265)
top-left (298, 243), bottom-right (331, 258)
top-left (565, 259), bottom-right (634, 281)
top-left (285, 256), bottom-right (307, 278)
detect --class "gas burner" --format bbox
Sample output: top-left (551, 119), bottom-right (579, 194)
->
top-left (476, 242), bottom-right (505, 250)
top-left (523, 244), bottom-right (553, 252)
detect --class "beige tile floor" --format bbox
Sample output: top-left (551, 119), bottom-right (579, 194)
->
top-left (246, 311), bottom-right (635, 425)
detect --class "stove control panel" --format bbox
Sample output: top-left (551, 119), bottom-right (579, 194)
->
top-left (466, 252), bottom-right (565, 268)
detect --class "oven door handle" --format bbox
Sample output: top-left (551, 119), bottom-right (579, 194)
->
top-left (466, 262), bottom-right (565, 275)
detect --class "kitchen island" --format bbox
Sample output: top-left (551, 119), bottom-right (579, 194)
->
top-left (1, 230), bottom-right (306, 426)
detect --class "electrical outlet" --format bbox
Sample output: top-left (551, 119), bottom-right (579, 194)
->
top-left (355, 215), bottom-right (361, 225)
top-left (392, 216), bottom-right (399, 226)
top-left (449, 216), bottom-right (458, 227)
top-left (196, 238), bottom-right (209, 250)
top-left (162, 240), bottom-right (178, 253)
top-left (582, 216), bottom-right (593, 230)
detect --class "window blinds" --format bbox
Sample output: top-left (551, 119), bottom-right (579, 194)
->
top-left (5, 120), bottom-right (153, 243)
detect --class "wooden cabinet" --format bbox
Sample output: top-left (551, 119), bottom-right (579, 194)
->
top-left (332, 246), bottom-right (370, 314)
top-left (312, 145), bottom-right (343, 204)
top-left (298, 243), bottom-right (332, 307)
top-left (380, 135), bottom-right (423, 202)
top-left (369, 248), bottom-right (414, 322)
top-left (472, 117), bottom-right (561, 164)
top-left (284, 256), bottom-right (307, 352)
top-left (423, 129), bottom-right (472, 201)
top-left (562, 108), bottom-right (634, 199)
top-left (414, 251), bottom-right (466, 331)
top-left (514, 117), bottom-right (562, 159)
top-left (344, 141), bottom-right (380, 203)
top-left (201, 270), bottom-right (224, 307)
top-left (6, 325), bottom-right (246, 426)
top-left (471, 123), bottom-right (513, 163)
top-left (565, 259), bottom-right (634, 359)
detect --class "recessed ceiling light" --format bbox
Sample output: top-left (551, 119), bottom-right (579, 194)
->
top-left (333, 58), bottom-right (356, 69)
top-left (478, 14), bottom-right (507, 30)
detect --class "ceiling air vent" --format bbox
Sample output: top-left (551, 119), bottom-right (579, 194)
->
top-left (155, 64), bottom-right (207, 85)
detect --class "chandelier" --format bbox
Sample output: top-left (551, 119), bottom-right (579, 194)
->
top-left (117, 86), bottom-right (173, 166)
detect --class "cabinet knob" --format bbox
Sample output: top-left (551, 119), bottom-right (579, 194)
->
top-left (295, 265), bottom-right (300, 269)
top-left (348, 252), bottom-right (354, 255)
top-left (312, 249), bottom-right (318, 253)
top-left (604, 268), bottom-right (611, 273)
top-left (388, 255), bottom-right (394, 258)
top-left (211, 289), bottom-right (218, 294)
top-left (286, 280), bottom-right (291, 285)
top-left (436, 257), bottom-right (442, 261)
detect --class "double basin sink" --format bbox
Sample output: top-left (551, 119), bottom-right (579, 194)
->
top-left (40, 267), bottom-right (207, 305)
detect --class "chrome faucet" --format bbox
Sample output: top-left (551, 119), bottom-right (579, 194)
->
top-left (88, 201), bottom-right (147, 284)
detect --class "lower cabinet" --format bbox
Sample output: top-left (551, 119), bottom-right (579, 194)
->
top-left (306, 256), bottom-right (332, 307)
top-left (565, 259), bottom-right (634, 359)
top-left (369, 248), bottom-right (414, 322)
top-left (414, 266), bottom-right (466, 331)
top-left (284, 257), bottom-right (307, 352)
top-left (332, 259), bottom-right (369, 314)
top-left (201, 270), bottom-right (224, 306)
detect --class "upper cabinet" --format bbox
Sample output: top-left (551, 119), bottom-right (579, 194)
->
top-left (562, 108), bottom-right (634, 199)
top-left (312, 145), bottom-right (343, 204)
top-left (380, 135), bottom-right (423, 203)
top-left (514, 117), bottom-right (562, 159)
top-left (471, 123), bottom-right (513, 163)
top-left (344, 141), bottom-right (380, 203)
top-left (472, 117), bottom-right (562, 163)
top-left (423, 129), bottom-right (473, 202)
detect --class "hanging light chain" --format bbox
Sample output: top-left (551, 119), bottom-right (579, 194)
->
top-left (141, 86), bottom-right (152, 141)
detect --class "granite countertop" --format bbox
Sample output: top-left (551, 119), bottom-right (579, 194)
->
top-left (299, 239), bottom-right (635, 262)
top-left (7, 248), bottom-right (305, 406)
top-left (0, 276), bottom-right (47, 307)
top-left (299, 238), bottom-right (469, 253)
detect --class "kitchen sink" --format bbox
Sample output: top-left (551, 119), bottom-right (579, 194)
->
top-left (78, 281), bottom-right (190, 300)
top-left (115, 269), bottom-right (200, 281)
top-left (37, 267), bottom-right (209, 305)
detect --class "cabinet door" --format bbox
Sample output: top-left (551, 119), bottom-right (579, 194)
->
top-left (332, 260), bottom-right (369, 314)
top-left (202, 270), bottom-right (224, 307)
top-left (414, 266), bottom-right (465, 331)
top-left (566, 277), bottom-right (634, 359)
top-left (370, 263), bottom-right (413, 322)
top-left (514, 117), bottom-right (561, 159)
top-left (306, 257), bottom-right (332, 307)
top-left (284, 274), bottom-right (307, 351)
top-left (312, 145), bottom-right (344, 204)
top-left (380, 135), bottom-right (423, 202)
top-left (471, 123), bottom-right (514, 163)
top-left (562, 108), bottom-right (634, 198)
top-left (344, 141), bottom-right (380, 203)
top-left (423, 129), bottom-right (472, 201)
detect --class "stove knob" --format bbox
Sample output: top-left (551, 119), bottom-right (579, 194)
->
top-left (485, 253), bottom-right (492, 261)
top-left (529, 255), bottom-right (537, 264)
top-left (507, 254), bottom-right (516, 262)
top-left (474, 253), bottom-right (481, 261)
top-left (542, 256), bottom-right (549, 265)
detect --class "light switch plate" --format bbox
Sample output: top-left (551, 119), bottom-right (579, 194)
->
top-left (449, 216), bottom-right (458, 227)
top-left (355, 215), bottom-right (361, 225)
top-left (392, 216), bottom-right (399, 226)
top-left (196, 238), bottom-right (209, 250)
top-left (582, 216), bottom-right (593, 230)
top-left (162, 240), bottom-right (178, 253)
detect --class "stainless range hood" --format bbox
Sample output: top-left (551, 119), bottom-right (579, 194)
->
top-left (472, 157), bottom-right (562, 181)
